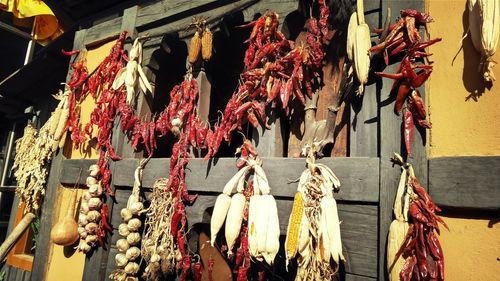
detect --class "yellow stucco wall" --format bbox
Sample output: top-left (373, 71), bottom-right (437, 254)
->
top-left (45, 41), bottom-right (115, 281)
top-left (426, 1), bottom-right (500, 280)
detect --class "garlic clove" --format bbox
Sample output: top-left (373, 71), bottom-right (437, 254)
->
top-left (88, 183), bottom-right (103, 197)
top-left (116, 238), bottom-right (130, 252)
top-left (124, 262), bottom-right (140, 274)
top-left (86, 176), bottom-right (98, 186)
top-left (125, 246), bottom-right (141, 261)
top-left (79, 201), bottom-right (89, 214)
top-left (84, 222), bottom-right (98, 234)
top-left (78, 213), bottom-right (89, 226)
top-left (88, 197), bottom-right (102, 210)
top-left (82, 191), bottom-right (92, 201)
top-left (129, 202), bottom-right (144, 215)
top-left (89, 164), bottom-right (100, 177)
top-left (86, 210), bottom-right (101, 223)
top-left (126, 232), bottom-right (141, 245)
top-left (85, 234), bottom-right (98, 244)
top-left (118, 223), bottom-right (130, 237)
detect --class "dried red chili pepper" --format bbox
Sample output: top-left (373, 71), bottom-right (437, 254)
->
top-left (404, 110), bottom-right (414, 156)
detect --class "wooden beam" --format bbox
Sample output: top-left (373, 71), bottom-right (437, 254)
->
top-left (60, 157), bottom-right (380, 203)
top-left (429, 156), bottom-right (500, 210)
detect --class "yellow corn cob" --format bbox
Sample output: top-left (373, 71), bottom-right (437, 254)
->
top-left (210, 193), bottom-right (231, 246)
top-left (285, 192), bottom-right (304, 261)
top-left (201, 27), bottom-right (213, 61)
top-left (224, 193), bottom-right (246, 255)
top-left (188, 31), bottom-right (201, 64)
top-left (347, 12), bottom-right (358, 61)
top-left (353, 0), bottom-right (371, 94)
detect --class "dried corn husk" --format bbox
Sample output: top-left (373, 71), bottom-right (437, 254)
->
top-left (387, 167), bottom-right (410, 281)
top-left (347, 12), bottom-right (358, 61)
top-left (201, 28), bottom-right (213, 61)
top-left (468, 0), bottom-right (500, 82)
top-left (210, 193), bottom-right (232, 245)
top-left (189, 31), bottom-right (202, 64)
top-left (225, 192), bottom-right (246, 255)
top-left (353, 0), bottom-right (371, 94)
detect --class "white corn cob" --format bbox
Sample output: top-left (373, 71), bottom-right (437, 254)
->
top-left (224, 193), bottom-right (246, 255)
top-left (264, 195), bottom-right (280, 265)
top-left (469, 0), bottom-right (500, 81)
top-left (256, 195), bottom-right (271, 256)
top-left (322, 196), bottom-right (344, 264)
top-left (347, 12), bottom-right (358, 61)
top-left (248, 194), bottom-right (261, 258)
top-left (353, 0), bottom-right (371, 94)
top-left (319, 198), bottom-right (331, 262)
top-left (210, 193), bottom-right (231, 246)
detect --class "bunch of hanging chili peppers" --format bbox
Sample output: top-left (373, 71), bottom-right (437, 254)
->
top-left (371, 9), bottom-right (441, 156)
top-left (207, 0), bottom-right (330, 158)
top-left (397, 177), bottom-right (447, 281)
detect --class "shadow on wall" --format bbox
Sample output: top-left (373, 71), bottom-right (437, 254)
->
top-left (455, 2), bottom-right (494, 102)
top-left (441, 208), bottom-right (499, 228)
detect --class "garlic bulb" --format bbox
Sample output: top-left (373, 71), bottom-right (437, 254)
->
top-left (78, 213), bottom-right (88, 225)
top-left (118, 223), bottom-right (130, 237)
top-left (115, 253), bottom-right (129, 267)
top-left (78, 242), bottom-right (91, 253)
top-left (117, 238), bottom-right (130, 252)
top-left (125, 246), bottom-right (141, 260)
top-left (89, 164), bottom-right (99, 177)
top-left (124, 262), bottom-right (140, 274)
top-left (121, 208), bottom-right (133, 222)
top-left (127, 218), bottom-right (142, 232)
top-left (80, 201), bottom-right (89, 214)
top-left (86, 210), bottom-right (101, 223)
top-left (129, 202), bottom-right (144, 215)
top-left (82, 191), bottom-right (92, 201)
top-left (88, 197), bottom-right (102, 210)
top-left (86, 176), bottom-right (98, 186)
top-left (85, 222), bottom-right (98, 234)
top-left (88, 183), bottom-right (103, 197)
top-left (85, 234), bottom-right (98, 244)
top-left (150, 253), bottom-right (161, 263)
top-left (126, 232), bottom-right (141, 245)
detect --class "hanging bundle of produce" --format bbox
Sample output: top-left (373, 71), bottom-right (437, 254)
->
top-left (468, 0), bottom-right (499, 82)
top-left (76, 164), bottom-right (112, 253)
top-left (141, 178), bottom-right (182, 280)
top-left (284, 148), bottom-right (344, 280)
top-left (112, 37), bottom-right (153, 107)
top-left (61, 49), bottom-right (89, 148)
top-left (371, 9), bottom-right (441, 156)
top-left (210, 141), bottom-right (280, 279)
top-left (188, 17), bottom-right (213, 64)
top-left (346, 0), bottom-right (371, 94)
top-left (390, 153), bottom-right (447, 281)
top-left (207, 0), bottom-right (331, 158)
top-left (111, 158), bottom-right (149, 280)
top-left (12, 91), bottom-right (70, 213)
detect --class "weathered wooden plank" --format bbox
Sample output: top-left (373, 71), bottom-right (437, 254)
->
top-left (349, 90), bottom-right (378, 157)
top-left (378, 2), bottom-right (425, 281)
top-left (105, 157), bottom-right (380, 202)
top-left (429, 156), bottom-right (500, 210)
top-left (84, 17), bottom-right (122, 47)
top-left (59, 159), bottom-right (97, 185)
top-left (345, 273), bottom-right (377, 281)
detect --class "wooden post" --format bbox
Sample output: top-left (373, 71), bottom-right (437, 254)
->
top-left (0, 213), bottom-right (36, 262)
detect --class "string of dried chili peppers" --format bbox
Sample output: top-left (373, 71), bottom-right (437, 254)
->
top-left (207, 0), bottom-right (330, 158)
top-left (392, 155), bottom-right (447, 281)
top-left (372, 9), bottom-right (441, 156)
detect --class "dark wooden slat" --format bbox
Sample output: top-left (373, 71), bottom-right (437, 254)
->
top-left (429, 156), bottom-right (500, 210)
top-left (349, 82), bottom-right (378, 157)
top-left (345, 273), bottom-right (377, 281)
top-left (84, 17), bottom-right (122, 47)
top-left (104, 157), bottom-right (379, 202)
top-left (59, 159), bottom-right (97, 185)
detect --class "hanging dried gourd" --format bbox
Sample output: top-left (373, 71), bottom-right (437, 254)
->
top-left (468, 0), bottom-right (499, 82)
top-left (284, 147), bottom-right (344, 280)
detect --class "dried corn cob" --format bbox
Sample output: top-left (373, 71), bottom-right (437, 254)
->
top-left (210, 193), bottom-right (231, 246)
top-left (188, 31), bottom-right (202, 64)
top-left (468, 0), bottom-right (500, 82)
top-left (285, 192), bottom-right (304, 262)
top-left (201, 28), bottom-right (213, 61)
top-left (225, 192), bottom-right (246, 254)
top-left (353, 0), bottom-right (371, 94)
top-left (347, 12), bottom-right (358, 61)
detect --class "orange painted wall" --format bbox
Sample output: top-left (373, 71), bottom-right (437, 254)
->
top-left (44, 41), bottom-right (115, 281)
top-left (426, 1), bottom-right (500, 280)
